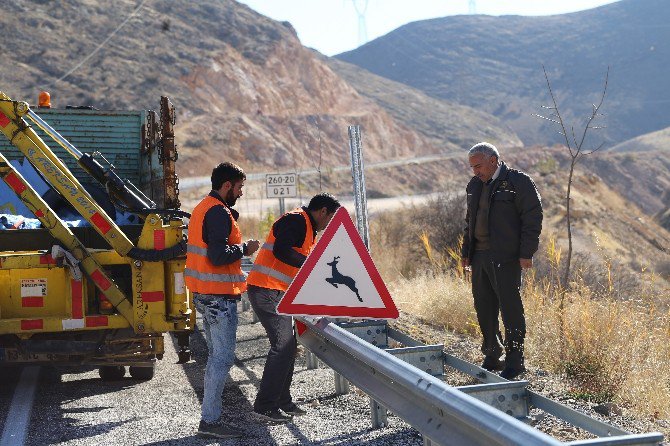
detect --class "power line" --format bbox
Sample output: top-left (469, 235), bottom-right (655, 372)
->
top-left (49, 0), bottom-right (148, 86)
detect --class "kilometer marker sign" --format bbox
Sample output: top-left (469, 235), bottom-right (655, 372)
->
top-left (266, 173), bottom-right (297, 198)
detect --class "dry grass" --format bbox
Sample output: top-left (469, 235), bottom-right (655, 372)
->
top-left (388, 231), bottom-right (670, 419)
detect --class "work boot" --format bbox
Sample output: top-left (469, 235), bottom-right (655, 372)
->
top-left (481, 356), bottom-right (505, 372)
top-left (500, 365), bottom-right (526, 380)
top-left (197, 420), bottom-right (243, 439)
top-left (280, 403), bottom-right (307, 416)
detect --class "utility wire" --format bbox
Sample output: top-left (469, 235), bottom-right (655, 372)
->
top-left (49, 0), bottom-right (148, 86)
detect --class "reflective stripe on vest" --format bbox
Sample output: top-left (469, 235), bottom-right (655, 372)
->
top-left (184, 268), bottom-right (247, 283)
top-left (184, 195), bottom-right (246, 295)
top-left (246, 208), bottom-right (315, 291)
top-left (187, 245), bottom-right (208, 256)
top-left (248, 264), bottom-right (293, 285)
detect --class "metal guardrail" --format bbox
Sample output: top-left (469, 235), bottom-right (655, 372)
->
top-left (239, 256), bottom-right (663, 445)
top-left (298, 317), bottom-right (564, 446)
top-left (297, 319), bottom-right (664, 446)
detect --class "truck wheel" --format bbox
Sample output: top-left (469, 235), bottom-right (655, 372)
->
top-left (99, 365), bottom-right (125, 381)
top-left (129, 365), bottom-right (155, 381)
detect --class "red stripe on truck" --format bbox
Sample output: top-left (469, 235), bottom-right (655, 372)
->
top-left (5, 172), bottom-right (26, 194)
top-left (90, 212), bottom-right (112, 234)
top-left (141, 291), bottom-right (164, 302)
top-left (22, 297), bottom-right (44, 307)
top-left (71, 279), bottom-right (83, 319)
top-left (90, 269), bottom-right (112, 291)
top-left (154, 230), bottom-right (165, 250)
top-left (0, 111), bottom-right (10, 128)
top-left (85, 316), bottom-right (108, 327)
top-left (21, 319), bottom-right (43, 330)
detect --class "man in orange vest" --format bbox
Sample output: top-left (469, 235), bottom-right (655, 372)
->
top-left (246, 193), bottom-right (340, 423)
top-left (185, 162), bottom-right (260, 439)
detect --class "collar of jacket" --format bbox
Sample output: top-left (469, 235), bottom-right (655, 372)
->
top-left (209, 190), bottom-right (239, 220)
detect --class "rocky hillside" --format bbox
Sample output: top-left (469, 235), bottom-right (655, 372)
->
top-left (336, 0), bottom-right (670, 148)
top-left (325, 57), bottom-right (522, 152)
top-left (0, 0), bottom-right (522, 181)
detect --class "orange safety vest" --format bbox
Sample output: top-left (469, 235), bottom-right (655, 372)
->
top-left (185, 195), bottom-right (247, 295)
top-left (247, 208), bottom-right (315, 291)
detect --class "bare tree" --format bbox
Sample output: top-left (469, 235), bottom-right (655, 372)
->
top-left (535, 65), bottom-right (609, 285)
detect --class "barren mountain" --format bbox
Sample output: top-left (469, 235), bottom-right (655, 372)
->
top-left (325, 57), bottom-right (522, 152)
top-left (0, 0), bottom-right (523, 183)
top-left (336, 0), bottom-right (670, 148)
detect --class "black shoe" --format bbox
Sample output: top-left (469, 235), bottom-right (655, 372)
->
top-left (481, 357), bottom-right (505, 372)
top-left (500, 365), bottom-right (526, 380)
top-left (197, 420), bottom-right (243, 439)
top-left (280, 403), bottom-right (307, 416)
top-left (253, 409), bottom-right (292, 424)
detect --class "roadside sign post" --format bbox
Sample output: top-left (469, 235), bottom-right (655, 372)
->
top-left (266, 173), bottom-right (297, 215)
top-left (348, 125), bottom-right (370, 250)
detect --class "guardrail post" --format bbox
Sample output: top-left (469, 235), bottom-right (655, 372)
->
top-left (370, 398), bottom-right (387, 428)
top-left (333, 371), bottom-right (350, 394)
top-left (305, 350), bottom-right (319, 369)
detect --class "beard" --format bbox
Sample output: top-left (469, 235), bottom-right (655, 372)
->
top-left (225, 189), bottom-right (238, 206)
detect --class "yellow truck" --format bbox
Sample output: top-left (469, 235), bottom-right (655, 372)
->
top-left (0, 92), bottom-right (193, 380)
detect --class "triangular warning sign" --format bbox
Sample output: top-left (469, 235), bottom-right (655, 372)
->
top-left (277, 207), bottom-right (399, 319)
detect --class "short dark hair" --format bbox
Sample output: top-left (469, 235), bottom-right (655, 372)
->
top-left (211, 162), bottom-right (246, 190)
top-left (307, 192), bottom-right (340, 213)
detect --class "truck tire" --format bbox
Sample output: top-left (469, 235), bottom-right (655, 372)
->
top-left (129, 365), bottom-right (155, 381)
top-left (99, 365), bottom-right (125, 381)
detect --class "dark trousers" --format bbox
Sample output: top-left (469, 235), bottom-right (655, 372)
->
top-left (247, 285), bottom-right (296, 412)
top-left (471, 250), bottom-right (526, 368)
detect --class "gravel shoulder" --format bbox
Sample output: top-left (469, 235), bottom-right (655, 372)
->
top-left (2, 308), bottom-right (667, 445)
top-left (391, 312), bottom-right (670, 444)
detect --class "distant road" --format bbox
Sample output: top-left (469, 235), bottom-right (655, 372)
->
top-left (179, 153), bottom-right (461, 191)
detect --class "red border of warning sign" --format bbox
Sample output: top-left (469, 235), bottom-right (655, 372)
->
top-left (277, 207), bottom-right (399, 319)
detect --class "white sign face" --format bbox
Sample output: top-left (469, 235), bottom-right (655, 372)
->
top-left (21, 278), bottom-right (47, 297)
top-left (292, 225), bottom-right (385, 308)
top-left (266, 173), bottom-right (297, 198)
top-left (277, 207), bottom-right (398, 319)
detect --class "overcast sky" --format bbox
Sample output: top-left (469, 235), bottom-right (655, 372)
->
top-left (237, 0), bottom-right (620, 56)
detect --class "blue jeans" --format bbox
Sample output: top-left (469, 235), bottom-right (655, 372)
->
top-left (194, 293), bottom-right (239, 423)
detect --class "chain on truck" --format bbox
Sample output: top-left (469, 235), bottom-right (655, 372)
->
top-left (0, 91), bottom-right (194, 380)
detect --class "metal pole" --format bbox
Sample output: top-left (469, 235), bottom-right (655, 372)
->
top-left (348, 125), bottom-right (370, 250)
top-left (279, 197), bottom-right (285, 215)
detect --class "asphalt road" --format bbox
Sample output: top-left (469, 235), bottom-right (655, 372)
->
top-left (0, 308), bottom-right (423, 446)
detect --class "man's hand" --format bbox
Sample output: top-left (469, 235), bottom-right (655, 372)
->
top-left (461, 257), bottom-right (470, 269)
top-left (519, 258), bottom-right (533, 269)
top-left (246, 239), bottom-right (260, 255)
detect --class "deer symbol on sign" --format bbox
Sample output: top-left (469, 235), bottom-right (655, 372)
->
top-left (325, 256), bottom-right (362, 302)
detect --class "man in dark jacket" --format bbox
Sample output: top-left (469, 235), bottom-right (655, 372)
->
top-left (461, 142), bottom-right (542, 380)
top-left (246, 193), bottom-right (340, 423)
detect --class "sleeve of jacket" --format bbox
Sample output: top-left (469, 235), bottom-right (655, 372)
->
top-left (272, 214), bottom-right (307, 268)
top-left (515, 173), bottom-right (543, 259)
top-left (203, 205), bottom-right (244, 266)
top-left (461, 182), bottom-right (472, 258)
